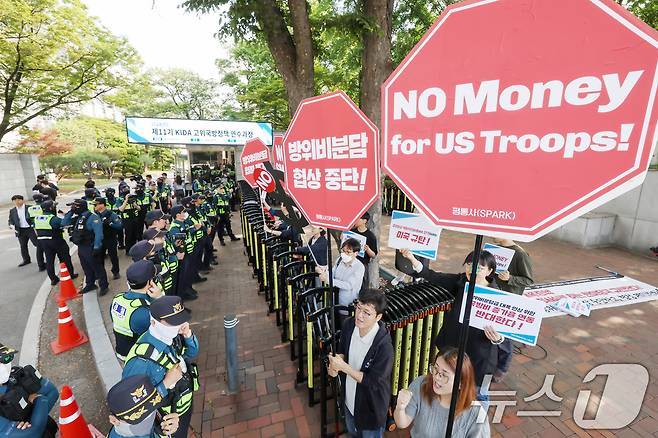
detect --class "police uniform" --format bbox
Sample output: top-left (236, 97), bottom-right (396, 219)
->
top-left (95, 197), bottom-right (123, 280)
top-left (198, 194), bottom-right (217, 271)
top-left (215, 187), bottom-right (239, 244)
top-left (144, 226), bottom-right (181, 298)
top-left (106, 374), bottom-right (166, 438)
top-left (119, 190), bottom-right (142, 255)
top-left (111, 260), bottom-right (158, 362)
top-left (62, 199), bottom-right (108, 294)
top-left (135, 187), bottom-right (155, 234)
top-left (25, 195), bottom-right (47, 270)
top-left (129, 240), bottom-right (169, 293)
top-left (155, 182), bottom-right (171, 213)
top-left (168, 206), bottom-right (197, 300)
top-left (33, 201), bottom-right (76, 286)
top-left (182, 197), bottom-right (206, 284)
top-left (83, 188), bottom-right (98, 212)
top-left (122, 297), bottom-right (199, 438)
top-left (106, 188), bottom-right (125, 249)
top-left (0, 344), bottom-right (60, 438)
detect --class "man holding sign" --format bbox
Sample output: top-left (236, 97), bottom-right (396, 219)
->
top-left (489, 237), bottom-right (534, 296)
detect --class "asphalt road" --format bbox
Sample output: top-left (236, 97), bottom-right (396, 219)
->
top-left (0, 185), bottom-right (113, 359)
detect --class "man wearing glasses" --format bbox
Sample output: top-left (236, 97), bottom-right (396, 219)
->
top-left (328, 289), bottom-right (394, 438)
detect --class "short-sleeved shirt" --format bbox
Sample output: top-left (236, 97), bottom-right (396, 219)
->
top-left (404, 376), bottom-right (491, 438)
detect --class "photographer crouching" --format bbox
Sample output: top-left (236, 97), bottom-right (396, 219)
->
top-left (0, 344), bottom-right (59, 437)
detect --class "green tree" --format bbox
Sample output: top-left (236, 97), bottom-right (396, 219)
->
top-left (41, 152), bottom-right (82, 181)
top-left (148, 146), bottom-right (176, 170)
top-left (14, 128), bottom-right (72, 157)
top-left (0, 0), bottom-right (139, 143)
top-left (620, 0), bottom-right (658, 29)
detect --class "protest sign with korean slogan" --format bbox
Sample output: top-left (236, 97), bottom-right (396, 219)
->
top-left (459, 283), bottom-right (545, 345)
top-left (387, 210), bottom-right (441, 260)
top-left (483, 243), bottom-right (516, 272)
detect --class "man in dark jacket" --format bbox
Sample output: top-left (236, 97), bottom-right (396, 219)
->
top-left (328, 289), bottom-right (393, 438)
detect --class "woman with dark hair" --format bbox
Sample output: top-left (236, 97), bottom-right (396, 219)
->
top-left (394, 349), bottom-right (490, 437)
top-left (400, 249), bottom-right (503, 406)
top-left (173, 175), bottom-right (185, 205)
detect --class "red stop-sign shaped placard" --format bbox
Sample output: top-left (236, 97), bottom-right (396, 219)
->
top-left (240, 138), bottom-right (271, 188)
top-left (284, 91), bottom-right (380, 231)
top-left (382, 0), bottom-right (658, 241)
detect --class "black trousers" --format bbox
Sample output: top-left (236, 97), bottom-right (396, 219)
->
top-left (17, 227), bottom-right (45, 268)
top-left (78, 244), bottom-right (108, 289)
top-left (172, 405), bottom-right (192, 438)
top-left (217, 215), bottom-right (235, 241)
top-left (41, 238), bottom-right (74, 282)
top-left (202, 230), bottom-right (215, 269)
top-left (123, 218), bottom-right (140, 255)
top-left (102, 238), bottom-right (120, 274)
top-left (117, 227), bottom-right (125, 248)
top-left (191, 240), bottom-right (204, 279)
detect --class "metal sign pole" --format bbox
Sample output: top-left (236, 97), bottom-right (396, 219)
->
top-left (326, 228), bottom-right (336, 354)
top-left (444, 234), bottom-right (483, 437)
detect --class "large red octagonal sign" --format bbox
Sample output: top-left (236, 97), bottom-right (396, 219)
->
top-left (240, 138), bottom-right (270, 188)
top-left (284, 91), bottom-right (380, 231)
top-left (382, 0), bottom-right (658, 241)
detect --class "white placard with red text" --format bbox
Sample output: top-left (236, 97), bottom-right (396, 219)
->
top-left (483, 243), bottom-right (515, 273)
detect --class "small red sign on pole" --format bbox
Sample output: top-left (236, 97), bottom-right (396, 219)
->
top-left (240, 138), bottom-right (271, 188)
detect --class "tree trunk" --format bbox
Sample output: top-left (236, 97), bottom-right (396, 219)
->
top-left (360, 0), bottom-right (394, 288)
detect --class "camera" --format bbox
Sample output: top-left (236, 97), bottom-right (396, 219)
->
top-left (127, 194), bottom-right (138, 202)
top-left (0, 365), bottom-right (43, 421)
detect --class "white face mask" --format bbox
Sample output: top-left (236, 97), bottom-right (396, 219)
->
top-left (113, 411), bottom-right (157, 437)
top-left (341, 253), bottom-right (354, 263)
top-left (0, 362), bottom-right (12, 384)
top-left (149, 319), bottom-right (180, 344)
top-left (183, 213), bottom-right (189, 220)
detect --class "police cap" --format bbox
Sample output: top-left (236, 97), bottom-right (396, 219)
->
top-left (128, 240), bottom-right (164, 262)
top-left (150, 296), bottom-right (190, 325)
top-left (126, 260), bottom-right (157, 285)
top-left (84, 188), bottom-right (97, 198)
top-left (66, 198), bottom-right (87, 207)
top-left (107, 375), bottom-right (162, 424)
top-left (181, 197), bottom-right (193, 208)
top-left (105, 187), bottom-right (116, 195)
top-left (94, 197), bottom-right (107, 205)
top-left (145, 209), bottom-right (170, 225)
top-left (191, 194), bottom-right (203, 201)
top-left (170, 205), bottom-right (185, 217)
top-left (143, 228), bottom-right (166, 241)
top-left (32, 193), bottom-right (46, 202)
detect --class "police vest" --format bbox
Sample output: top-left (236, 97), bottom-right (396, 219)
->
top-left (189, 214), bottom-right (204, 240)
top-left (124, 339), bottom-right (199, 415)
top-left (70, 212), bottom-right (94, 246)
top-left (138, 195), bottom-right (152, 208)
top-left (156, 255), bottom-right (173, 292)
top-left (163, 238), bottom-right (178, 275)
top-left (170, 222), bottom-right (194, 254)
top-left (27, 205), bottom-right (43, 222)
top-left (107, 197), bottom-right (120, 211)
top-left (85, 199), bottom-right (95, 212)
top-left (111, 293), bottom-right (149, 360)
top-left (157, 186), bottom-right (169, 199)
top-left (121, 199), bottom-right (139, 220)
top-left (33, 214), bottom-right (62, 240)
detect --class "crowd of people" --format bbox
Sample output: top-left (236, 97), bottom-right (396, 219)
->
top-left (3, 168), bottom-right (535, 437)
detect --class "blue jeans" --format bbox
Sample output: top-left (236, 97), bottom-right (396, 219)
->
top-left (344, 406), bottom-right (384, 438)
top-left (476, 381), bottom-right (490, 411)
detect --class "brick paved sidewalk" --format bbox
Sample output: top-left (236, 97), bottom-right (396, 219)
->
top-left (185, 215), bottom-right (658, 437)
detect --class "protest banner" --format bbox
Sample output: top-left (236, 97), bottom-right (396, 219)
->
top-left (240, 138), bottom-right (271, 188)
top-left (459, 283), bottom-right (545, 346)
top-left (340, 231), bottom-right (367, 258)
top-left (387, 210), bottom-right (441, 260)
top-left (524, 275), bottom-right (658, 317)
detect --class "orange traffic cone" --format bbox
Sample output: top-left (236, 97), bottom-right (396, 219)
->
top-left (57, 263), bottom-right (81, 301)
top-left (51, 300), bottom-right (88, 354)
top-left (58, 385), bottom-right (93, 438)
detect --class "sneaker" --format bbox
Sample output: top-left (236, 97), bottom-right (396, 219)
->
top-left (80, 284), bottom-right (98, 294)
top-left (50, 278), bottom-right (60, 286)
top-left (113, 273), bottom-right (121, 280)
top-left (99, 287), bottom-right (109, 297)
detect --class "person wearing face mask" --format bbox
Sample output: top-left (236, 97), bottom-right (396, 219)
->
top-left (214, 186), bottom-right (239, 245)
top-left (32, 200), bottom-right (78, 286)
top-left (155, 178), bottom-right (172, 214)
top-left (129, 240), bottom-right (170, 297)
top-left (95, 197), bottom-right (124, 285)
top-left (62, 198), bottom-right (107, 295)
top-left (123, 296), bottom-right (200, 438)
top-left (401, 249), bottom-right (503, 408)
top-left (144, 226), bottom-right (180, 298)
top-left (111, 260), bottom-right (164, 362)
top-left (318, 238), bottom-right (365, 320)
top-left (168, 206), bottom-right (197, 301)
top-left (394, 348), bottom-right (490, 438)
top-left (0, 344), bottom-right (60, 437)
top-left (82, 187), bottom-right (98, 212)
top-left (182, 197), bottom-right (207, 285)
top-left (119, 187), bottom-right (142, 255)
top-left (107, 374), bottom-right (180, 438)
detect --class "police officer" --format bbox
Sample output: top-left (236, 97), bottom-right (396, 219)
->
top-left (111, 260), bottom-right (163, 362)
top-left (107, 374), bottom-right (180, 438)
top-left (0, 343), bottom-right (59, 437)
top-left (119, 187), bottom-right (141, 254)
top-left (82, 187), bottom-right (97, 212)
top-left (94, 197), bottom-right (123, 282)
top-left (32, 200), bottom-right (77, 286)
top-left (168, 206), bottom-right (197, 300)
top-left (135, 184), bottom-right (155, 234)
top-left (182, 197), bottom-right (206, 285)
top-left (198, 193), bottom-right (218, 271)
top-left (123, 296), bottom-right (199, 438)
top-left (144, 223), bottom-right (181, 298)
top-left (215, 185), bottom-right (239, 245)
top-left (25, 193), bottom-right (47, 271)
top-left (155, 178), bottom-right (172, 213)
top-left (106, 187), bottom-right (125, 250)
top-left (62, 198), bottom-right (108, 294)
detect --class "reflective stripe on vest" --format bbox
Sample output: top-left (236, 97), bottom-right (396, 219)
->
top-left (111, 293), bottom-right (148, 337)
top-left (33, 214), bottom-right (55, 239)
